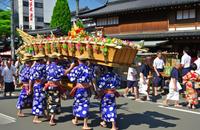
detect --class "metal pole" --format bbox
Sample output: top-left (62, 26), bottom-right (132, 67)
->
top-left (10, 0), bottom-right (15, 60)
top-left (76, 0), bottom-right (79, 18)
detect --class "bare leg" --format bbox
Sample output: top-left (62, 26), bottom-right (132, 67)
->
top-left (33, 116), bottom-right (42, 124)
top-left (100, 120), bottom-right (107, 128)
top-left (72, 116), bottom-right (78, 125)
top-left (163, 99), bottom-right (169, 106)
top-left (131, 87), bottom-right (134, 95)
top-left (111, 121), bottom-right (118, 130)
top-left (82, 118), bottom-right (91, 130)
top-left (49, 114), bottom-right (56, 126)
top-left (17, 109), bottom-right (25, 117)
top-left (174, 100), bottom-right (182, 107)
top-left (187, 102), bottom-right (191, 108)
top-left (123, 87), bottom-right (129, 97)
top-left (192, 104), bottom-right (196, 109)
top-left (154, 87), bottom-right (158, 96)
top-left (134, 87), bottom-right (139, 99)
top-left (44, 109), bottom-right (50, 120)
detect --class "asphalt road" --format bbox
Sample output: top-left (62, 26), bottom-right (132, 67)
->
top-left (0, 91), bottom-right (200, 130)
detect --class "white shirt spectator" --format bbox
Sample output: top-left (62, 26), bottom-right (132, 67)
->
top-left (153, 57), bottom-right (165, 69)
top-left (127, 67), bottom-right (137, 81)
top-left (181, 53), bottom-right (191, 68)
top-left (194, 58), bottom-right (200, 75)
top-left (2, 66), bottom-right (15, 83)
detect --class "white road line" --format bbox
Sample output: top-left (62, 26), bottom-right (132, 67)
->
top-left (0, 113), bottom-right (16, 121)
top-left (158, 105), bottom-right (200, 115)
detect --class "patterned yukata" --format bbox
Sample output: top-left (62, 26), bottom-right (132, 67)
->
top-left (183, 71), bottom-right (200, 105)
top-left (68, 64), bottom-right (92, 118)
top-left (16, 65), bottom-right (32, 109)
top-left (98, 72), bottom-right (121, 122)
top-left (45, 62), bottom-right (65, 114)
top-left (30, 62), bottom-right (46, 116)
top-left (88, 64), bottom-right (96, 81)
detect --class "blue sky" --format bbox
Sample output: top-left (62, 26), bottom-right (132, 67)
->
top-left (68, 0), bottom-right (105, 11)
top-left (0, 0), bottom-right (106, 11)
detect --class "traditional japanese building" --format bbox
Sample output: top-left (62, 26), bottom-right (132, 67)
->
top-left (80, 0), bottom-right (200, 57)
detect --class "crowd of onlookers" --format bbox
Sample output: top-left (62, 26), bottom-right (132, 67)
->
top-left (0, 57), bottom-right (22, 96)
top-left (124, 48), bottom-right (200, 109)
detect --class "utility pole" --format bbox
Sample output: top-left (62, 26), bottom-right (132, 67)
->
top-left (76, 0), bottom-right (79, 18)
top-left (10, 0), bottom-right (15, 60)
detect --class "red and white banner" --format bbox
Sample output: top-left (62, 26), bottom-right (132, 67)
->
top-left (29, 0), bottom-right (35, 30)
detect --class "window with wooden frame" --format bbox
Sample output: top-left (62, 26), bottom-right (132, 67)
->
top-left (176, 9), bottom-right (196, 20)
top-left (97, 17), bottom-right (119, 26)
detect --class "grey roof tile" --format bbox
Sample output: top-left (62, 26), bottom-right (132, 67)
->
top-left (80, 0), bottom-right (200, 17)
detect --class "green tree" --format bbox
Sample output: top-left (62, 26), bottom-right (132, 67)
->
top-left (50, 0), bottom-right (71, 35)
top-left (0, 10), bottom-right (11, 37)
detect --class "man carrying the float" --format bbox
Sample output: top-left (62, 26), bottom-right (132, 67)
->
top-left (98, 67), bottom-right (121, 130)
top-left (28, 53), bottom-right (47, 124)
top-left (44, 53), bottom-right (74, 126)
top-left (68, 56), bottom-right (93, 130)
top-left (16, 54), bottom-right (33, 117)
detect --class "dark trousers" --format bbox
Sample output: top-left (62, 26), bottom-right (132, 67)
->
top-left (4, 82), bottom-right (15, 93)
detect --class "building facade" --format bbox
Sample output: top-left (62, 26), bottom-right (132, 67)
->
top-left (80, 0), bottom-right (200, 57)
top-left (14, 0), bottom-right (56, 30)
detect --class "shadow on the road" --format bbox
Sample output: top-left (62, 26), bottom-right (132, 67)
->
top-left (90, 110), bottom-right (101, 127)
top-left (57, 106), bottom-right (74, 123)
top-left (117, 103), bottom-right (130, 112)
top-left (118, 111), bottom-right (179, 130)
top-left (89, 103), bottom-right (130, 128)
top-left (151, 94), bottom-right (162, 102)
top-left (0, 96), bottom-right (18, 100)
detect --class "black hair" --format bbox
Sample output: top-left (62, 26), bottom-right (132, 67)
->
top-left (50, 58), bottom-right (57, 63)
top-left (157, 50), bottom-right (162, 54)
top-left (183, 47), bottom-right (190, 54)
top-left (107, 66), bottom-right (113, 72)
top-left (190, 63), bottom-right (197, 71)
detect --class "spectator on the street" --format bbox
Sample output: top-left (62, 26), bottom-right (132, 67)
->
top-left (183, 63), bottom-right (199, 109)
top-left (124, 64), bottom-right (139, 100)
top-left (9, 59), bottom-right (17, 88)
top-left (0, 60), bottom-right (4, 91)
top-left (163, 60), bottom-right (182, 107)
top-left (2, 60), bottom-right (16, 97)
top-left (194, 51), bottom-right (200, 75)
top-left (153, 50), bottom-right (165, 96)
top-left (139, 57), bottom-right (151, 101)
top-left (181, 47), bottom-right (191, 77)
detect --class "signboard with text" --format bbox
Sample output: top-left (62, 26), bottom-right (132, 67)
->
top-left (29, 0), bottom-right (35, 30)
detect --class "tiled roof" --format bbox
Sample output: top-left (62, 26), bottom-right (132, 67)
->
top-left (80, 0), bottom-right (200, 17)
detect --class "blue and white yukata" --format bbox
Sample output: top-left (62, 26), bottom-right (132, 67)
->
top-left (98, 72), bottom-right (121, 122)
top-left (45, 62), bottom-right (65, 114)
top-left (16, 65), bottom-right (32, 109)
top-left (30, 62), bottom-right (46, 116)
top-left (68, 64), bottom-right (93, 118)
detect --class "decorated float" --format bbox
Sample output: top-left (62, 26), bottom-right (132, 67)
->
top-left (16, 23), bottom-right (144, 67)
